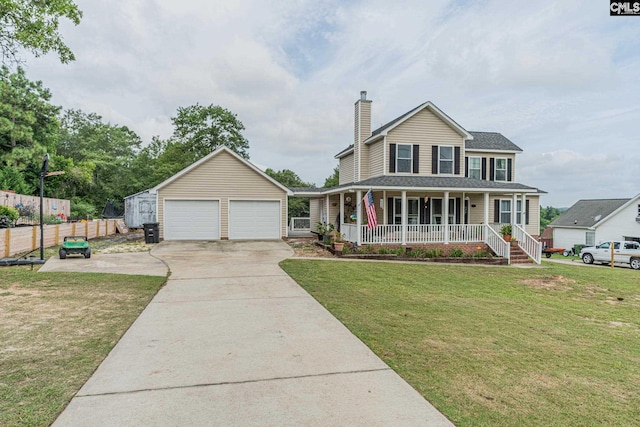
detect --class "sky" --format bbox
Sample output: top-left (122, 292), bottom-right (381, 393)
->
top-left (21, 0), bottom-right (640, 207)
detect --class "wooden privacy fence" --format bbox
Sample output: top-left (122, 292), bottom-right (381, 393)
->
top-left (1, 220), bottom-right (118, 258)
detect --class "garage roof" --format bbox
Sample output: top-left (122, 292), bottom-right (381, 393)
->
top-left (152, 146), bottom-right (293, 195)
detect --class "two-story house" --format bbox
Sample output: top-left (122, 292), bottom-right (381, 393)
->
top-left (296, 92), bottom-right (545, 262)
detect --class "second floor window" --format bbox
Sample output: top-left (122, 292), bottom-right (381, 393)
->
top-left (439, 146), bottom-right (454, 174)
top-left (495, 158), bottom-right (507, 181)
top-left (397, 144), bottom-right (412, 173)
top-left (468, 157), bottom-right (481, 179)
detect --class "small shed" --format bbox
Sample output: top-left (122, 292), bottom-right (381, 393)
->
top-left (124, 190), bottom-right (156, 229)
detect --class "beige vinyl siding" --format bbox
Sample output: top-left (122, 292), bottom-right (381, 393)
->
top-left (339, 153), bottom-right (355, 184)
top-left (386, 108), bottom-right (463, 176)
top-left (465, 150), bottom-right (517, 182)
top-left (525, 196), bottom-right (540, 236)
top-left (468, 194), bottom-right (486, 224)
top-left (309, 198), bottom-right (322, 229)
top-left (157, 150), bottom-right (287, 239)
top-left (368, 140), bottom-right (384, 178)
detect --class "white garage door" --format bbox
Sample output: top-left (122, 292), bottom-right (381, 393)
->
top-left (229, 200), bottom-right (280, 240)
top-left (164, 200), bottom-right (220, 240)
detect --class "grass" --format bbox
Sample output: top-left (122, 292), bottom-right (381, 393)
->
top-left (280, 259), bottom-right (640, 427)
top-left (0, 266), bottom-right (165, 427)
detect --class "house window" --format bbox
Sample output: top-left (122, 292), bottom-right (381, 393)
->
top-left (468, 157), bottom-right (481, 179)
top-left (439, 146), bottom-right (454, 174)
top-left (500, 200), bottom-right (511, 223)
top-left (430, 198), bottom-right (456, 225)
top-left (516, 200), bottom-right (523, 224)
top-left (495, 158), bottom-right (507, 181)
top-left (586, 231), bottom-right (595, 246)
top-left (392, 197), bottom-right (419, 224)
top-left (396, 144), bottom-right (412, 173)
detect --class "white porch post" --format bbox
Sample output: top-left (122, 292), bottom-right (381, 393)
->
top-left (356, 190), bottom-right (362, 245)
top-left (484, 192), bottom-right (490, 225)
top-left (382, 191), bottom-right (387, 225)
top-left (401, 191), bottom-right (407, 245)
top-left (444, 191), bottom-right (450, 244)
top-left (325, 194), bottom-right (330, 224)
top-left (339, 193), bottom-right (344, 231)
top-left (521, 193), bottom-right (527, 227)
top-left (511, 193), bottom-right (518, 226)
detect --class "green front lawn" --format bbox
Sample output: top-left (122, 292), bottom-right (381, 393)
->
top-left (281, 260), bottom-right (640, 426)
top-left (0, 267), bottom-right (165, 427)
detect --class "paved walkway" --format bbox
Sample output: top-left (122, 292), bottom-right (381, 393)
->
top-left (53, 240), bottom-right (453, 426)
top-left (39, 251), bottom-right (168, 276)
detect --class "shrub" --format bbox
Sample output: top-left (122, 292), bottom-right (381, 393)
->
top-left (0, 205), bottom-right (19, 227)
top-left (378, 247), bottom-right (392, 255)
top-left (71, 198), bottom-right (96, 219)
top-left (407, 248), bottom-right (428, 258)
top-left (426, 248), bottom-right (444, 258)
top-left (449, 248), bottom-right (465, 258)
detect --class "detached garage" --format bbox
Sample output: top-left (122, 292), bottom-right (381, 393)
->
top-left (153, 146), bottom-right (292, 241)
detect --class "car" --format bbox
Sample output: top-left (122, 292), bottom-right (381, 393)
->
top-left (580, 241), bottom-right (640, 270)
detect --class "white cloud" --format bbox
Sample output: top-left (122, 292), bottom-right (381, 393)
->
top-left (19, 0), bottom-right (640, 200)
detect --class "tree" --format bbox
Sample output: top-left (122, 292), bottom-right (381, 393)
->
top-left (0, 0), bottom-right (82, 64)
top-left (540, 206), bottom-right (563, 233)
top-left (172, 104), bottom-right (250, 161)
top-left (323, 166), bottom-right (339, 187)
top-left (265, 168), bottom-right (314, 219)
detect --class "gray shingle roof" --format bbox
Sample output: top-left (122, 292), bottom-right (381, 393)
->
top-left (352, 175), bottom-right (541, 191)
top-left (335, 144), bottom-right (354, 158)
top-left (466, 132), bottom-right (522, 152)
top-left (289, 187), bottom-right (324, 193)
top-left (549, 199), bottom-right (630, 228)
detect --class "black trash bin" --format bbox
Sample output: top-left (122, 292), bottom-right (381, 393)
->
top-left (143, 222), bottom-right (159, 244)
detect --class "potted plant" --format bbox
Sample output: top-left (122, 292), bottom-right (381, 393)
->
top-left (500, 224), bottom-right (512, 242)
top-left (333, 231), bottom-right (345, 252)
top-left (316, 222), bottom-right (334, 243)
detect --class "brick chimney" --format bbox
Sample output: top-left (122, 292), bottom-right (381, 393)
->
top-left (354, 91), bottom-right (372, 181)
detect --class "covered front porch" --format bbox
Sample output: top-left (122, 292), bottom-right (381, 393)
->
top-left (300, 187), bottom-right (542, 264)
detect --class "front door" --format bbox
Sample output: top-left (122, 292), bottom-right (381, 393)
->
top-left (430, 198), bottom-right (457, 225)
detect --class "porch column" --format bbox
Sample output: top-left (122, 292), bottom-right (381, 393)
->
top-left (325, 194), bottom-right (330, 224)
top-left (512, 193), bottom-right (518, 226)
top-left (484, 192), bottom-right (489, 225)
top-left (401, 191), bottom-right (407, 245)
top-left (382, 191), bottom-right (387, 225)
top-left (521, 193), bottom-right (527, 227)
top-left (339, 193), bottom-right (344, 231)
top-left (356, 190), bottom-right (362, 245)
top-left (444, 191), bottom-right (450, 244)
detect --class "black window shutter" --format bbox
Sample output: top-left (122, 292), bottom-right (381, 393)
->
top-left (455, 198), bottom-right (461, 224)
top-left (507, 158), bottom-right (513, 181)
top-left (525, 199), bottom-right (530, 225)
top-left (420, 198), bottom-right (427, 224)
top-left (494, 199), bottom-right (500, 223)
top-left (489, 158), bottom-right (495, 181)
top-left (465, 156), bottom-right (469, 177)
top-left (481, 157), bottom-right (487, 180)
top-left (412, 145), bottom-right (419, 174)
top-left (389, 144), bottom-right (396, 173)
top-left (387, 198), bottom-right (394, 224)
top-left (432, 145), bottom-right (438, 174)
top-left (454, 146), bottom-right (461, 175)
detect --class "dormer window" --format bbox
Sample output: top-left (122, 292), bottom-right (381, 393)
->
top-left (397, 144), bottom-right (412, 173)
top-left (439, 146), bottom-right (454, 174)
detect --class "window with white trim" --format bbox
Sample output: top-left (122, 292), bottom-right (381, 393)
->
top-left (396, 144), bottom-right (412, 173)
top-left (430, 198), bottom-right (456, 225)
top-left (516, 200), bottom-right (523, 224)
top-left (392, 197), bottom-right (419, 224)
top-left (500, 200), bottom-right (511, 223)
top-left (439, 146), bottom-right (454, 174)
top-left (495, 158), bottom-right (507, 181)
top-left (586, 231), bottom-right (595, 246)
top-left (468, 156), bottom-right (481, 179)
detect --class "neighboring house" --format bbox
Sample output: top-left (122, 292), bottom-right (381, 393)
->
top-left (294, 91), bottom-right (545, 262)
top-left (146, 146), bottom-right (292, 241)
top-left (549, 195), bottom-right (640, 249)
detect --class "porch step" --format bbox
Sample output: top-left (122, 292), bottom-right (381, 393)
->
top-left (510, 244), bottom-right (534, 264)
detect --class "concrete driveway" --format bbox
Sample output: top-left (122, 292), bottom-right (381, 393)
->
top-left (53, 240), bottom-right (453, 426)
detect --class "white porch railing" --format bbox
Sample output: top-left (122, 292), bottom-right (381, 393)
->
top-left (485, 225), bottom-right (510, 261)
top-left (513, 224), bottom-right (542, 264)
top-left (357, 224), bottom-right (487, 245)
top-left (361, 225), bottom-right (403, 244)
top-left (449, 225), bottom-right (485, 243)
top-left (289, 217), bottom-right (311, 231)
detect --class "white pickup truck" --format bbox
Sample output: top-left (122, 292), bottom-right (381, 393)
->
top-left (580, 241), bottom-right (640, 270)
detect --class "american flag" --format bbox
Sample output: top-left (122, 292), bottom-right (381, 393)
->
top-left (363, 190), bottom-right (377, 230)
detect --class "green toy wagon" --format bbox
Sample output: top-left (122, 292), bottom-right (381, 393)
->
top-left (59, 236), bottom-right (91, 259)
